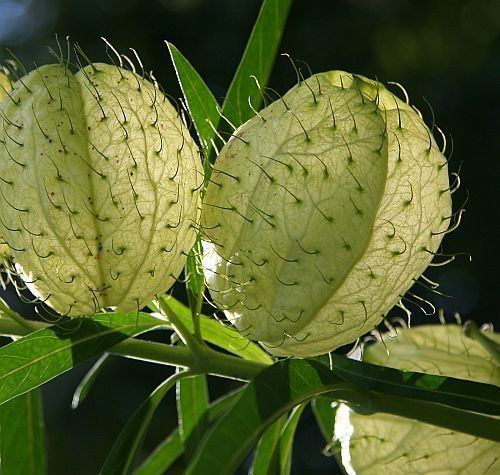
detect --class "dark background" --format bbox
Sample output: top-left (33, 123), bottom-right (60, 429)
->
top-left (0, 0), bottom-right (499, 473)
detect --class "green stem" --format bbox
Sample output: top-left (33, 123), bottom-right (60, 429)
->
top-left (186, 240), bottom-right (205, 344)
top-left (0, 314), bottom-right (267, 381)
top-left (113, 339), bottom-right (265, 381)
top-left (0, 298), bottom-right (38, 332)
top-left (0, 315), bottom-right (34, 335)
top-left (111, 339), bottom-right (195, 369)
top-left (192, 282), bottom-right (205, 342)
top-left (195, 345), bottom-right (266, 380)
top-left (157, 298), bottom-right (206, 355)
top-left (1, 315), bottom-right (496, 441)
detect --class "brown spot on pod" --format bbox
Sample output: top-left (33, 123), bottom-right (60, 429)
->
top-left (0, 63), bottom-right (202, 315)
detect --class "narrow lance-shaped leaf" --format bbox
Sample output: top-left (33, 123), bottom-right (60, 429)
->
top-left (134, 428), bottom-right (182, 475)
top-left (250, 403), bottom-right (305, 475)
top-left (311, 398), bottom-right (343, 466)
top-left (0, 312), bottom-right (167, 406)
top-left (250, 414), bottom-right (287, 475)
top-left (187, 359), bottom-right (345, 475)
top-left (177, 373), bottom-right (209, 460)
top-left (0, 388), bottom-right (46, 475)
top-left (166, 41), bottom-right (220, 152)
top-left (330, 353), bottom-right (500, 416)
top-left (71, 353), bottom-right (110, 409)
top-left (100, 370), bottom-right (191, 475)
top-left (279, 403), bottom-right (306, 475)
top-left (312, 397), bottom-right (337, 448)
top-left (185, 359), bottom-right (500, 475)
top-left (166, 42), bottom-right (218, 323)
top-left (134, 388), bottom-right (243, 475)
top-left (221, 0), bottom-right (293, 127)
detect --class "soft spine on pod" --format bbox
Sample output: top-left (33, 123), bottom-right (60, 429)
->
top-left (201, 71), bottom-right (452, 356)
top-left (0, 62), bottom-right (202, 315)
top-left (334, 324), bottom-right (500, 475)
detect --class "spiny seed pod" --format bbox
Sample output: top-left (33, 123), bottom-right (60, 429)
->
top-left (0, 62), bottom-right (202, 315)
top-left (335, 324), bottom-right (500, 474)
top-left (202, 71), bottom-right (452, 356)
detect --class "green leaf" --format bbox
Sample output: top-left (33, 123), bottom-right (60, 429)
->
top-left (250, 414), bottom-right (286, 475)
top-left (177, 373), bottom-right (209, 460)
top-left (330, 354), bottom-right (500, 416)
top-left (0, 312), bottom-right (166, 406)
top-left (186, 359), bottom-right (500, 475)
top-left (71, 353), bottom-right (110, 409)
top-left (279, 403), bottom-right (305, 475)
top-left (134, 388), bottom-right (242, 475)
top-left (157, 296), bottom-right (273, 365)
top-left (249, 403), bottom-right (305, 475)
top-left (311, 397), bottom-right (341, 462)
top-left (100, 370), bottom-right (191, 475)
top-left (185, 243), bottom-right (204, 306)
top-left (221, 0), bottom-right (293, 127)
top-left (184, 240), bottom-right (206, 344)
top-left (0, 388), bottom-right (46, 475)
top-left (312, 397), bottom-right (336, 445)
top-left (166, 41), bottom-right (220, 150)
top-left (167, 41), bottom-right (215, 319)
top-left (186, 359), bottom-right (344, 475)
top-left (133, 429), bottom-right (182, 475)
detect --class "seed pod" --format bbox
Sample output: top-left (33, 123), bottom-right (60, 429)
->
top-left (335, 324), bottom-right (500, 474)
top-left (202, 71), bottom-right (452, 356)
top-left (0, 62), bottom-right (202, 315)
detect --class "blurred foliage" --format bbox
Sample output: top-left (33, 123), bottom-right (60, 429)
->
top-left (0, 0), bottom-right (498, 473)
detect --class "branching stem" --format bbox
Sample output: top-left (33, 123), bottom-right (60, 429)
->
top-left (157, 298), bottom-right (207, 357)
top-left (0, 313), bottom-right (268, 381)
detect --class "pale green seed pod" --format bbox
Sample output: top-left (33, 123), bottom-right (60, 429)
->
top-left (335, 324), bottom-right (500, 474)
top-left (0, 63), bottom-right (202, 315)
top-left (202, 71), bottom-right (452, 356)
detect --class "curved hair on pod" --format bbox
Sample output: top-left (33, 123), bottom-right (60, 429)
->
top-left (0, 38), bottom-right (203, 317)
top-left (201, 70), bottom-right (457, 357)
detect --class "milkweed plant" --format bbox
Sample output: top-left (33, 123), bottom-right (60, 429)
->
top-left (0, 1), bottom-right (498, 474)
